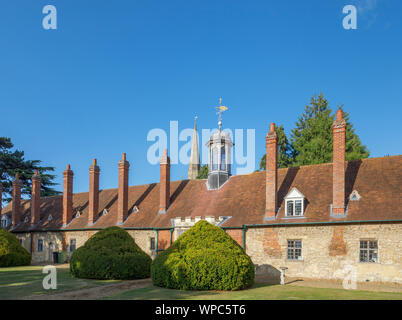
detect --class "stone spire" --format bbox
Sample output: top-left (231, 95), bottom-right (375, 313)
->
top-left (188, 117), bottom-right (200, 179)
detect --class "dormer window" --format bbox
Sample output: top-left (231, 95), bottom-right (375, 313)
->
top-left (285, 187), bottom-right (305, 217)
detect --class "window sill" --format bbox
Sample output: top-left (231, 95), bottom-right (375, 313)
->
top-left (282, 216), bottom-right (306, 220)
top-left (286, 259), bottom-right (304, 262)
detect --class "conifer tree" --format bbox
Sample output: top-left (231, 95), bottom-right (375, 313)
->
top-left (0, 137), bottom-right (59, 203)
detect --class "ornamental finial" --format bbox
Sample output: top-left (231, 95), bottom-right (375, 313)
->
top-left (215, 97), bottom-right (228, 131)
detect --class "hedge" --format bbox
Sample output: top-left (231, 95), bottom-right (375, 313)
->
top-left (0, 229), bottom-right (31, 267)
top-left (70, 226), bottom-right (151, 280)
top-left (151, 220), bottom-right (255, 290)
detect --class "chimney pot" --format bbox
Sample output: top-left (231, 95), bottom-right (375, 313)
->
top-left (159, 149), bottom-right (170, 213)
top-left (12, 175), bottom-right (22, 226)
top-left (89, 159), bottom-right (100, 225)
top-left (332, 109), bottom-right (346, 216)
top-left (117, 154), bottom-right (129, 224)
top-left (265, 123), bottom-right (278, 220)
top-left (31, 172), bottom-right (41, 226)
top-left (62, 165), bottom-right (74, 226)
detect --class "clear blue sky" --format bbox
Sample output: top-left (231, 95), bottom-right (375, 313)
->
top-left (1, 0), bottom-right (401, 194)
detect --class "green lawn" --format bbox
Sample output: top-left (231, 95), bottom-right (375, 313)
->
top-left (1, 266), bottom-right (401, 300)
top-left (0, 265), bottom-right (118, 300)
top-left (102, 282), bottom-right (402, 300)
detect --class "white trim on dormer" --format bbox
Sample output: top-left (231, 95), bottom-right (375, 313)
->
top-left (284, 187), bottom-right (305, 200)
top-left (284, 187), bottom-right (305, 217)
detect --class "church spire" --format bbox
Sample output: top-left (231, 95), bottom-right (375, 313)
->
top-left (188, 116), bottom-right (200, 179)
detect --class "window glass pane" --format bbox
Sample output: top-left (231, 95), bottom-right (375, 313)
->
top-left (212, 148), bottom-right (218, 171)
top-left (369, 241), bottom-right (377, 249)
top-left (287, 201), bottom-right (294, 216)
top-left (360, 241), bottom-right (368, 249)
top-left (220, 147), bottom-right (226, 171)
top-left (295, 240), bottom-right (302, 248)
top-left (295, 200), bottom-right (302, 216)
top-left (369, 250), bottom-right (378, 263)
top-left (288, 240), bottom-right (294, 248)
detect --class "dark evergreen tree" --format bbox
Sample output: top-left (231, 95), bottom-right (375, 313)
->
top-left (196, 165), bottom-right (209, 179)
top-left (259, 93), bottom-right (370, 168)
top-left (290, 94), bottom-right (369, 166)
top-left (0, 137), bottom-right (59, 203)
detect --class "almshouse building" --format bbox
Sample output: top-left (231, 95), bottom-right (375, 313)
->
top-left (1, 109), bottom-right (401, 284)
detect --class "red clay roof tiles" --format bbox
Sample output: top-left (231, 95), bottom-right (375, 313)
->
top-left (2, 155), bottom-right (401, 231)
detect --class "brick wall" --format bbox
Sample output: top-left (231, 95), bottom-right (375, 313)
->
top-left (225, 229), bottom-right (243, 248)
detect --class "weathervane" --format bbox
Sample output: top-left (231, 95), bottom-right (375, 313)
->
top-left (215, 97), bottom-right (228, 131)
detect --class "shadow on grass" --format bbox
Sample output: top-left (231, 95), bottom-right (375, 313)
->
top-left (0, 265), bottom-right (116, 300)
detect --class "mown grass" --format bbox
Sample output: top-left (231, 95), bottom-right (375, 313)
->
top-left (0, 265), bottom-right (118, 300)
top-left (102, 282), bottom-right (402, 300)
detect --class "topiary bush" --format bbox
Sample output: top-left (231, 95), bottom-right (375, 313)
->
top-left (0, 229), bottom-right (31, 267)
top-left (70, 226), bottom-right (151, 280)
top-left (151, 220), bottom-right (255, 290)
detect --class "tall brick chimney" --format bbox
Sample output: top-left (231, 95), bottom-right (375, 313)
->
top-left (62, 164), bottom-right (74, 226)
top-left (117, 153), bottom-right (129, 224)
top-left (12, 174), bottom-right (22, 226)
top-left (265, 123), bottom-right (278, 220)
top-left (31, 170), bottom-right (41, 226)
top-left (88, 159), bottom-right (100, 225)
top-left (159, 149), bottom-right (170, 214)
top-left (332, 108), bottom-right (346, 216)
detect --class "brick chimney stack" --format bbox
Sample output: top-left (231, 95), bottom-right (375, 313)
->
top-left (117, 153), bottom-right (129, 224)
top-left (332, 108), bottom-right (346, 216)
top-left (62, 164), bottom-right (74, 226)
top-left (88, 159), bottom-right (100, 225)
top-left (31, 170), bottom-right (41, 226)
top-left (159, 149), bottom-right (170, 214)
top-left (12, 174), bottom-right (22, 226)
top-left (265, 123), bottom-right (278, 220)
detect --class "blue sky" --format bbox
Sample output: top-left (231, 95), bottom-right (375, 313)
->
top-left (1, 0), bottom-right (401, 194)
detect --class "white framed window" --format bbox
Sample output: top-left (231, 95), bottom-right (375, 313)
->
top-left (150, 237), bottom-right (156, 251)
top-left (287, 240), bottom-right (302, 260)
top-left (70, 239), bottom-right (76, 252)
top-left (284, 187), bottom-right (305, 217)
top-left (37, 239), bottom-right (43, 252)
top-left (359, 240), bottom-right (378, 263)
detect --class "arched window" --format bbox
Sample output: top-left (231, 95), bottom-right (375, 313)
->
top-left (220, 146), bottom-right (226, 170)
top-left (212, 147), bottom-right (218, 171)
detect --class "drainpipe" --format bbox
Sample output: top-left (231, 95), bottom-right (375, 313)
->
top-left (169, 228), bottom-right (174, 245)
top-left (30, 231), bottom-right (33, 254)
top-left (242, 225), bottom-right (247, 251)
top-left (154, 228), bottom-right (159, 255)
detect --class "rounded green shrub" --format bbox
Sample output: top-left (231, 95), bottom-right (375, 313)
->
top-left (0, 229), bottom-right (31, 267)
top-left (70, 226), bottom-right (151, 280)
top-left (151, 221), bottom-right (255, 290)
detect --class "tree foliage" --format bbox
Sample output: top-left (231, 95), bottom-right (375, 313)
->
top-left (0, 137), bottom-right (59, 202)
top-left (0, 229), bottom-right (31, 267)
top-left (260, 93), bottom-right (369, 169)
top-left (151, 221), bottom-right (255, 290)
top-left (196, 165), bottom-right (209, 179)
top-left (70, 226), bottom-right (152, 280)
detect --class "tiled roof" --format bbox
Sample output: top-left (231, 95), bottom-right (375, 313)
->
top-left (2, 155), bottom-right (401, 231)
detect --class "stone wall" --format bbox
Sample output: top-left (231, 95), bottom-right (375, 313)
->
top-left (13, 222), bottom-right (402, 284)
top-left (15, 229), bottom-right (167, 263)
top-left (245, 223), bottom-right (402, 284)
